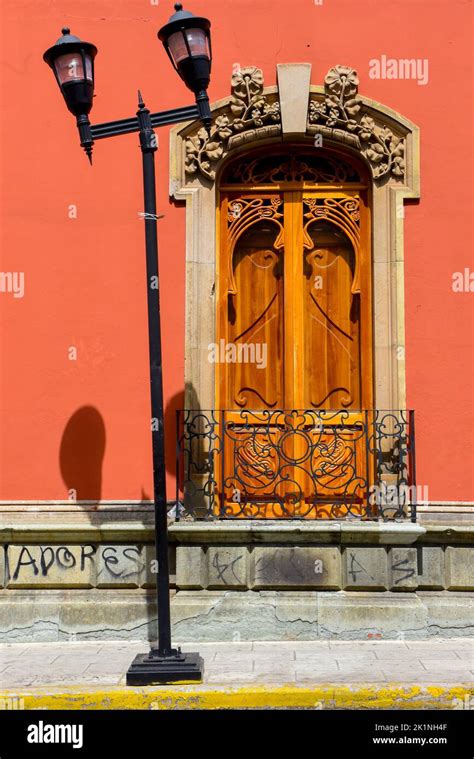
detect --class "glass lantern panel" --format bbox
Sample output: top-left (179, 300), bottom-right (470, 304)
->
top-left (54, 52), bottom-right (93, 83)
top-left (168, 28), bottom-right (209, 64)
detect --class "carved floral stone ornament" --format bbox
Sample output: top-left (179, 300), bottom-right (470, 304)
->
top-left (307, 65), bottom-right (405, 180)
top-left (183, 64), bottom-right (407, 183)
top-left (185, 66), bottom-right (281, 180)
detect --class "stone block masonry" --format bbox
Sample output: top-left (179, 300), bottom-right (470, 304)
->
top-left (0, 520), bottom-right (472, 641)
top-left (1, 542), bottom-right (473, 594)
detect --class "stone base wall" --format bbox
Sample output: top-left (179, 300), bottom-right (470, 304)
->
top-left (170, 590), bottom-right (474, 642)
top-left (0, 588), bottom-right (472, 642)
top-left (0, 509), bottom-right (472, 642)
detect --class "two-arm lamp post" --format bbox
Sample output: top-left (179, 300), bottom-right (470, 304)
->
top-left (43, 3), bottom-right (212, 685)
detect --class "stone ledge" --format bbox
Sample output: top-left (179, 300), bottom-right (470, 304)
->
top-left (169, 521), bottom-right (427, 545)
top-left (1, 520), bottom-right (472, 544)
top-left (418, 525), bottom-right (474, 544)
top-left (0, 517), bottom-right (156, 544)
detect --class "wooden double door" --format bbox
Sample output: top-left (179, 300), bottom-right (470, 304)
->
top-left (216, 178), bottom-right (373, 517)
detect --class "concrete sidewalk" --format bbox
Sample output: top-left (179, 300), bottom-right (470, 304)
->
top-left (0, 639), bottom-right (472, 709)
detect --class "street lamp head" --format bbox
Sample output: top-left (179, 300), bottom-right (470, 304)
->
top-left (158, 4), bottom-right (212, 131)
top-left (43, 28), bottom-right (97, 118)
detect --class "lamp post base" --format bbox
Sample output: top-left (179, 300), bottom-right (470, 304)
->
top-left (126, 650), bottom-right (204, 686)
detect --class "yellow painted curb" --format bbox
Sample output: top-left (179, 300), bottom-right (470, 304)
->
top-left (0, 684), bottom-right (472, 710)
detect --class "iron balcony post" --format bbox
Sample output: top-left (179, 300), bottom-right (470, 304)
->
top-left (409, 410), bottom-right (417, 522)
top-left (220, 409), bottom-right (226, 517)
top-left (364, 409), bottom-right (371, 517)
top-left (372, 411), bottom-right (380, 518)
top-left (175, 409), bottom-right (181, 521)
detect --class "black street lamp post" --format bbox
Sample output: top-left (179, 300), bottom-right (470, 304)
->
top-left (43, 3), bottom-right (212, 685)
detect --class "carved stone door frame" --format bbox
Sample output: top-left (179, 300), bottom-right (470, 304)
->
top-left (169, 63), bottom-right (420, 413)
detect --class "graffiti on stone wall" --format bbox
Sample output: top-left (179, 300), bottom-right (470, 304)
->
top-left (3, 544), bottom-right (153, 587)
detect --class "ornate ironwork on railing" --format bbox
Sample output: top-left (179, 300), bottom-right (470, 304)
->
top-left (175, 410), bottom-right (416, 521)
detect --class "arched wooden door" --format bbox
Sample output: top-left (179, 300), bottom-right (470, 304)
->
top-left (216, 149), bottom-right (373, 518)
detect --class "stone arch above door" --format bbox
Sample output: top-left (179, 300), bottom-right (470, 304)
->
top-left (169, 63), bottom-right (420, 412)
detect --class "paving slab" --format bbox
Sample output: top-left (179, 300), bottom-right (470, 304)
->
top-left (0, 638), bottom-right (472, 709)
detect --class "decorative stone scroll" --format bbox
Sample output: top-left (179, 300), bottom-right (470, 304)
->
top-left (183, 63), bottom-right (408, 184)
top-left (307, 65), bottom-right (405, 181)
top-left (185, 67), bottom-right (281, 181)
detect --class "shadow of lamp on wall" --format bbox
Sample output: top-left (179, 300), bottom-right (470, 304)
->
top-left (59, 406), bottom-right (106, 502)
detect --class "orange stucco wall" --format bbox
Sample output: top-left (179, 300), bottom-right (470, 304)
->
top-left (0, 0), bottom-right (473, 502)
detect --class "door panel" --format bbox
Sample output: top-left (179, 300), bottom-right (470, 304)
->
top-left (303, 221), bottom-right (360, 409)
top-left (219, 195), bottom-right (285, 410)
top-left (226, 201), bottom-right (284, 409)
top-left (217, 185), bottom-right (373, 518)
top-left (219, 195), bottom-right (294, 516)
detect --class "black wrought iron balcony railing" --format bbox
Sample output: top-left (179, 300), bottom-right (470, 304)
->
top-left (174, 409), bottom-right (416, 521)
